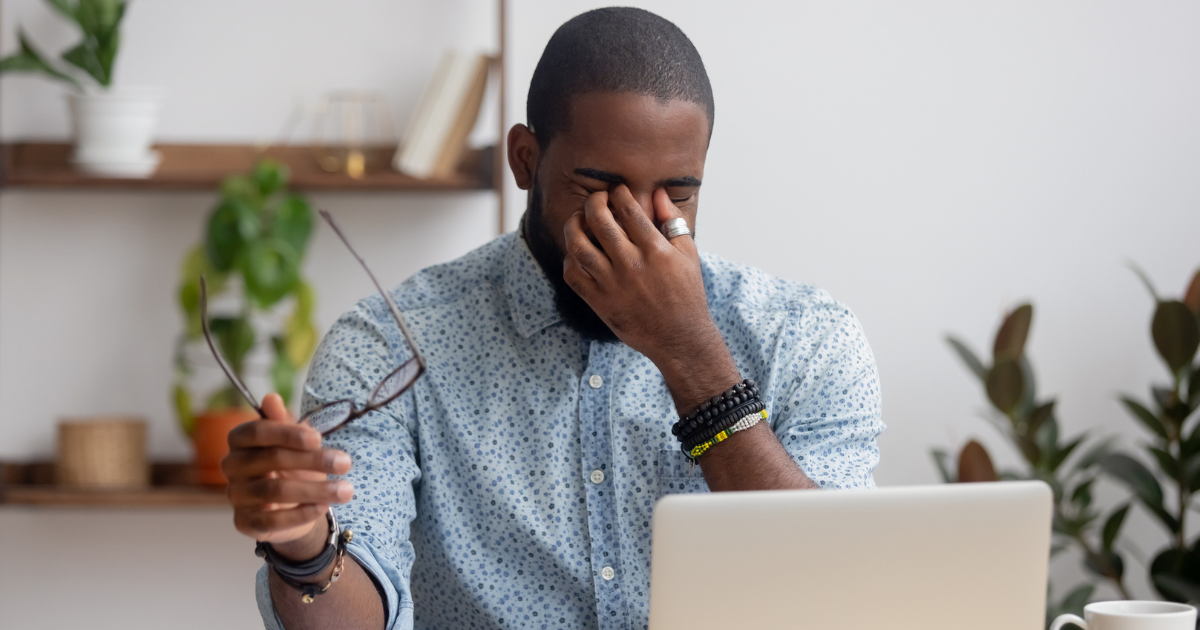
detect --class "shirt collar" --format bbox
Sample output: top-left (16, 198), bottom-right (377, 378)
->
top-left (504, 219), bottom-right (563, 337)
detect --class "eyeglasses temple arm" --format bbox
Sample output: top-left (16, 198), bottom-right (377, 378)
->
top-left (318, 209), bottom-right (426, 368)
top-left (200, 276), bottom-right (265, 416)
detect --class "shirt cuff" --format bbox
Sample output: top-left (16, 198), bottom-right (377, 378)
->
top-left (254, 539), bottom-right (413, 630)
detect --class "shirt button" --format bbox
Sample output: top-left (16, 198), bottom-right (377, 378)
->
top-left (590, 470), bottom-right (605, 484)
top-left (588, 374), bottom-right (604, 389)
top-left (601, 566), bottom-right (615, 580)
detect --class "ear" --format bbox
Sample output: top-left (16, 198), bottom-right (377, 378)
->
top-left (506, 124), bottom-right (540, 191)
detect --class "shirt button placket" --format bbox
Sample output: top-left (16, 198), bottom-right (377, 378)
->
top-left (581, 345), bottom-right (625, 629)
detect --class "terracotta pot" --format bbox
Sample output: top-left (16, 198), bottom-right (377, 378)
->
top-left (193, 407), bottom-right (259, 486)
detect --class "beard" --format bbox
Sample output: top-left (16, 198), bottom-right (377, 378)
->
top-left (522, 181), bottom-right (619, 343)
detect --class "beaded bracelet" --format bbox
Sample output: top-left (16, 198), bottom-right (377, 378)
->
top-left (681, 399), bottom-right (765, 451)
top-left (673, 379), bottom-right (758, 444)
top-left (687, 410), bottom-right (768, 461)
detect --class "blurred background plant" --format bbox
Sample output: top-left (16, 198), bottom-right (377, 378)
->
top-left (173, 159), bottom-right (318, 438)
top-left (933, 303), bottom-right (1130, 626)
top-left (0, 0), bottom-right (126, 90)
top-left (1099, 267), bottom-right (1200, 604)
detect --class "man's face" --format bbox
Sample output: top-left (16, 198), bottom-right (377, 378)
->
top-left (519, 92), bottom-right (710, 341)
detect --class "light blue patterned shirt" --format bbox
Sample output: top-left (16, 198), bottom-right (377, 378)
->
top-left (256, 231), bottom-right (884, 630)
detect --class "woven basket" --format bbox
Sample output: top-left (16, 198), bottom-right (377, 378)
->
top-left (56, 417), bottom-right (149, 488)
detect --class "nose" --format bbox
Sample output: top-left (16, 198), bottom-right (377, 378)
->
top-left (632, 191), bottom-right (656, 223)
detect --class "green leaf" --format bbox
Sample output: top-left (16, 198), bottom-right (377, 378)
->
top-left (986, 357), bottom-right (1024, 414)
top-left (1102, 504), bottom-right (1130, 552)
top-left (1033, 415), bottom-right (1059, 467)
top-left (270, 339), bottom-right (297, 407)
top-left (1026, 401), bottom-right (1055, 439)
top-left (1153, 300), bottom-right (1200, 375)
top-left (61, 42), bottom-right (107, 86)
top-left (931, 449), bottom-right (956, 483)
top-left (293, 279), bottom-right (316, 322)
top-left (205, 199), bottom-right (258, 272)
top-left (0, 29), bottom-right (81, 88)
top-left (208, 316), bottom-right (255, 376)
top-left (1151, 547), bottom-right (1200, 603)
top-left (1070, 478), bottom-right (1095, 510)
top-left (1085, 550), bottom-right (1125, 582)
top-left (1122, 396), bottom-right (1168, 440)
top-left (178, 246), bottom-right (226, 339)
top-left (1148, 445), bottom-right (1181, 479)
top-left (1101, 453), bottom-right (1180, 533)
top-left (220, 175), bottom-right (261, 205)
top-left (993, 303), bottom-right (1033, 360)
top-left (241, 239), bottom-right (300, 309)
top-left (1048, 435), bottom-right (1084, 473)
top-left (945, 336), bottom-right (986, 382)
top-left (284, 311), bottom-right (318, 368)
top-left (252, 159), bottom-right (289, 198)
top-left (272, 194), bottom-right (313, 258)
top-left (173, 383), bottom-right (195, 437)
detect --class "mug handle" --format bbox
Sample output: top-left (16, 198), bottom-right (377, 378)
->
top-left (1050, 614), bottom-right (1086, 630)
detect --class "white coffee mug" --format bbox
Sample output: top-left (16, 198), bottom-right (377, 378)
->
top-left (1050, 601), bottom-right (1197, 630)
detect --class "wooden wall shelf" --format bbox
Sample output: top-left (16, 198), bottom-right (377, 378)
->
top-left (0, 461), bottom-right (227, 507)
top-left (0, 142), bottom-right (496, 193)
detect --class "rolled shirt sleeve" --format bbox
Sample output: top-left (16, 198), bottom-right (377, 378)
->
top-left (255, 296), bottom-right (421, 630)
top-left (767, 298), bottom-right (884, 488)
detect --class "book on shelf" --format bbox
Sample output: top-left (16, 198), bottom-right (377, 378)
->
top-left (394, 50), bottom-right (491, 180)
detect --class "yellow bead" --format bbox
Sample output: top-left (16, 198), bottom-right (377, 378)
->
top-left (301, 594), bottom-right (314, 604)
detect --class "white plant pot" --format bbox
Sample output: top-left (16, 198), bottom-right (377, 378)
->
top-left (68, 88), bottom-right (164, 178)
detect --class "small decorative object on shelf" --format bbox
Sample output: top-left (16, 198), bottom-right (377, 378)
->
top-left (56, 416), bottom-right (148, 489)
top-left (174, 160), bottom-right (319, 485)
top-left (312, 91), bottom-right (397, 180)
top-left (0, 0), bottom-right (163, 178)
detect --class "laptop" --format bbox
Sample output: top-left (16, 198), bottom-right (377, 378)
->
top-left (648, 481), bottom-right (1052, 630)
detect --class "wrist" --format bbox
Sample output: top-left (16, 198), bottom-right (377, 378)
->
top-left (270, 515), bottom-right (332, 562)
top-left (654, 328), bottom-right (741, 415)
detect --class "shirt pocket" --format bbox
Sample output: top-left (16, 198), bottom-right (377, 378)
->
top-left (656, 448), bottom-right (710, 497)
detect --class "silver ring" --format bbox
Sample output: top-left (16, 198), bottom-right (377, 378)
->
top-left (661, 218), bottom-right (691, 240)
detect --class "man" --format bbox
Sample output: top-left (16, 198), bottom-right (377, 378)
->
top-left (225, 7), bottom-right (883, 630)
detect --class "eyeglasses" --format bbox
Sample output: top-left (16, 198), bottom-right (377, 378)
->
top-left (200, 209), bottom-right (426, 436)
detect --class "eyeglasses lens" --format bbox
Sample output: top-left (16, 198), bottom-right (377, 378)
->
top-left (368, 359), bottom-right (422, 407)
top-left (303, 400), bottom-right (354, 435)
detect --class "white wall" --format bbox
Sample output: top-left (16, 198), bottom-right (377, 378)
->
top-left (2, 1), bottom-right (1199, 628)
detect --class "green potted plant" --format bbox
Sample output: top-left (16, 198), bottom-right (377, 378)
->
top-left (934, 304), bottom-right (1129, 625)
top-left (0, 0), bottom-right (162, 177)
top-left (1101, 266), bottom-right (1200, 603)
top-left (174, 160), bottom-right (318, 485)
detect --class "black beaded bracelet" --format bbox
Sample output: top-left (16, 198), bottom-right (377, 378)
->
top-left (673, 379), bottom-right (758, 445)
top-left (672, 379), bottom-right (756, 438)
top-left (681, 400), bottom-right (766, 452)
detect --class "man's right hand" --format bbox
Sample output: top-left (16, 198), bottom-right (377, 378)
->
top-left (221, 392), bottom-right (354, 556)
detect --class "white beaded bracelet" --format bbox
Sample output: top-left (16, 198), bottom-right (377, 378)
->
top-left (727, 409), bottom-right (766, 434)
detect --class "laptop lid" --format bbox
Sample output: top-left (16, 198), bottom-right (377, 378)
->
top-left (648, 481), bottom-right (1052, 630)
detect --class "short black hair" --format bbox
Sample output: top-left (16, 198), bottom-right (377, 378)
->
top-left (526, 7), bottom-right (714, 150)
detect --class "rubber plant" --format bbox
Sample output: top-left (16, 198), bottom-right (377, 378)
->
top-left (173, 159), bottom-right (318, 436)
top-left (0, 0), bottom-right (126, 89)
top-left (933, 304), bottom-right (1130, 626)
top-left (1101, 266), bottom-right (1200, 604)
